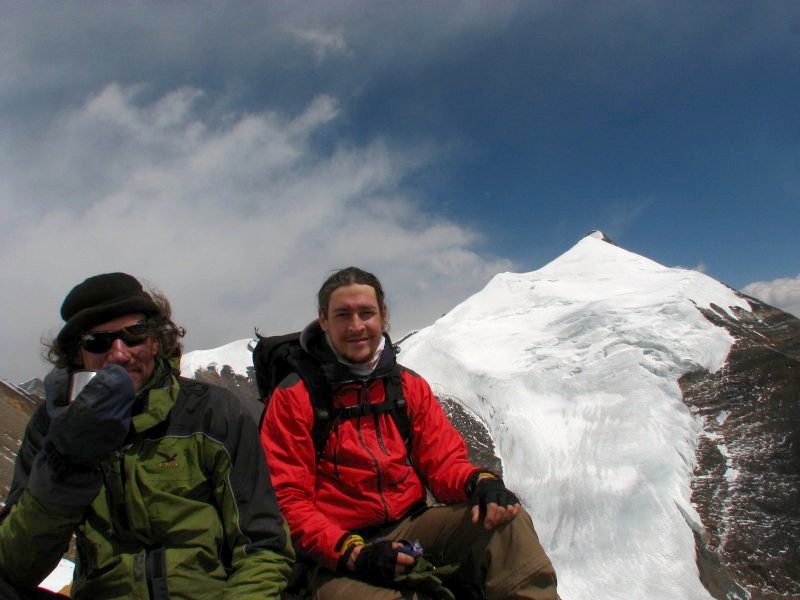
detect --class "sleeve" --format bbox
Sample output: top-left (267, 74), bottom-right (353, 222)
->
top-left (203, 386), bottom-right (295, 598)
top-left (404, 372), bottom-right (481, 502)
top-left (260, 380), bottom-right (351, 571)
top-left (0, 405), bottom-right (90, 591)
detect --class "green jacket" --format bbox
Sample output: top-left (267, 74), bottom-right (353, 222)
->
top-left (0, 364), bottom-right (294, 599)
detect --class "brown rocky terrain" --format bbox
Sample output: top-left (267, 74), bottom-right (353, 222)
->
top-left (0, 380), bottom-right (40, 500)
top-left (682, 297), bottom-right (800, 599)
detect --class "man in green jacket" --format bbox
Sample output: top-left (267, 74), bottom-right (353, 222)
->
top-left (0, 272), bottom-right (294, 599)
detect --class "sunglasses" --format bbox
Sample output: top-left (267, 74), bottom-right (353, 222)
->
top-left (80, 321), bottom-right (152, 354)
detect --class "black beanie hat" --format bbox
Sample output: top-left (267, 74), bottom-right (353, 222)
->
top-left (56, 272), bottom-right (160, 348)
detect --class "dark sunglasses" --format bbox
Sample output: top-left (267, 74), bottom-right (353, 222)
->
top-left (80, 321), bottom-right (152, 354)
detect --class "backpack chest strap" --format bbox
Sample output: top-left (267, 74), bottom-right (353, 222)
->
top-left (337, 397), bottom-right (399, 420)
top-left (326, 369), bottom-right (411, 454)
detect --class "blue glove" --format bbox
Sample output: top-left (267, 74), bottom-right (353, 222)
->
top-left (46, 363), bottom-right (136, 469)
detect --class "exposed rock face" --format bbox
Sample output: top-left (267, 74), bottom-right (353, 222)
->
top-left (681, 298), bottom-right (800, 599)
top-left (0, 381), bottom-right (41, 500)
top-left (192, 364), bottom-right (260, 404)
top-left (18, 378), bottom-right (45, 401)
top-left (437, 394), bottom-right (502, 476)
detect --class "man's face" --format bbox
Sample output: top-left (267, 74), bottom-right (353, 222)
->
top-left (319, 283), bottom-right (387, 364)
top-left (79, 313), bottom-right (159, 391)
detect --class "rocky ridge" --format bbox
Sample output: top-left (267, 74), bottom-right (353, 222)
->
top-left (682, 297), bottom-right (799, 599)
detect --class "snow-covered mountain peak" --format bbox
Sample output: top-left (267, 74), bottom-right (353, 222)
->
top-left (423, 235), bottom-right (751, 379)
top-left (397, 236), bottom-right (755, 600)
top-left (585, 228), bottom-right (614, 242)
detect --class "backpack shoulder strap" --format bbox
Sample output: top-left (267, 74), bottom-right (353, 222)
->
top-left (385, 365), bottom-right (412, 457)
top-left (253, 331), bottom-right (336, 457)
top-left (286, 346), bottom-right (335, 457)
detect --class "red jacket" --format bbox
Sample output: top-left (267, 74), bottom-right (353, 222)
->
top-left (260, 326), bottom-right (479, 570)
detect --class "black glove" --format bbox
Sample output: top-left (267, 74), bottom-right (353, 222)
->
top-left (468, 474), bottom-right (520, 516)
top-left (46, 363), bottom-right (136, 469)
top-left (353, 540), bottom-right (400, 585)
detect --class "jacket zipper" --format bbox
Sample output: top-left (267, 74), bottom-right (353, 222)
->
top-left (373, 379), bottom-right (388, 454)
top-left (105, 448), bottom-right (163, 596)
top-left (102, 451), bottom-right (131, 538)
top-left (355, 382), bottom-right (391, 521)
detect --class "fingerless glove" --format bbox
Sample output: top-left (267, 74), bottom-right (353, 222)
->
top-left (468, 472), bottom-right (520, 515)
top-left (354, 540), bottom-right (401, 585)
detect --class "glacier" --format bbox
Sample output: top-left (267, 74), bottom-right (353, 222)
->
top-left (397, 233), bottom-right (752, 600)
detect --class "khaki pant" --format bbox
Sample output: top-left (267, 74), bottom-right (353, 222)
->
top-left (310, 504), bottom-right (557, 600)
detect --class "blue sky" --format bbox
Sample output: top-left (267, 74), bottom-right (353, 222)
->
top-left (1, 1), bottom-right (798, 381)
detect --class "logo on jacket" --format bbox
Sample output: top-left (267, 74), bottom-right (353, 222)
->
top-left (157, 452), bottom-right (179, 468)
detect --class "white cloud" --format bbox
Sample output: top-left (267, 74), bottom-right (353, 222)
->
top-left (742, 275), bottom-right (800, 318)
top-left (0, 84), bottom-right (511, 382)
top-left (287, 26), bottom-right (348, 62)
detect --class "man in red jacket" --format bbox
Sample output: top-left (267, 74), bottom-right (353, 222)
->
top-left (260, 267), bottom-right (557, 599)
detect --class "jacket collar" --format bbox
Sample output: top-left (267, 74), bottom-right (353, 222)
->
top-left (131, 359), bottom-right (180, 433)
top-left (300, 320), bottom-right (398, 384)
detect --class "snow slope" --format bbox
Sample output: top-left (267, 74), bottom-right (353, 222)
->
top-left (397, 233), bottom-right (752, 600)
top-left (180, 338), bottom-right (254, 378)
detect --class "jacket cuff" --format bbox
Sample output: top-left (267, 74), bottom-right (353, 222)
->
top-left (335, 533), bottom-right (365, 573)
top-left (465, 469), bottom-right (502, 497)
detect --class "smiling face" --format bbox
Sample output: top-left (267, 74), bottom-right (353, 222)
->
top-left (319, 283), bottom-right (387, 364)
top-left (78, 313), bottom-right (159, 391)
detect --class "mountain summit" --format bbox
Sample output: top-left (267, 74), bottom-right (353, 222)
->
top-left (585, 228), bottom-right (616, 243)
top-left (398, 233), bottom-right (798, 599)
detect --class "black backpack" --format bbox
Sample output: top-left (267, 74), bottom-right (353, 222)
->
top-left (252, 331), bottom-right (412, 458)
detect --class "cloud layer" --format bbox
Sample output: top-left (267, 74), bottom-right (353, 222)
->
top-left (2, 1), bottom-right (798, 382)
top-left (743, 276), bottom-right (800, 319)
top-left (1, 84), bottom-right (510, 381)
